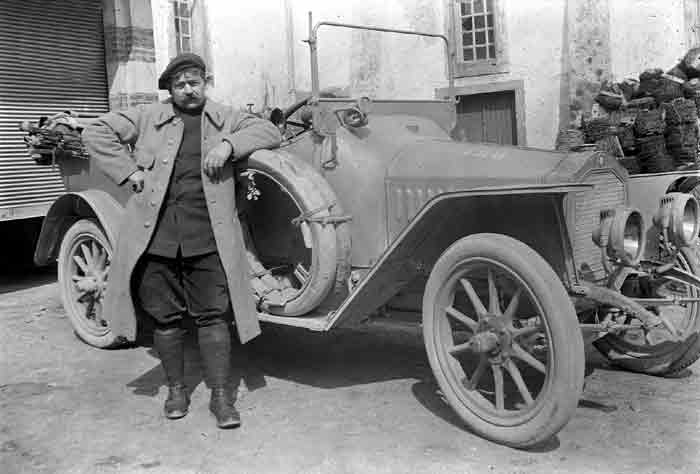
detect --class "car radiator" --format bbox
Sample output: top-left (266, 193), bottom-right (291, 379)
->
top-left (570, 169), bottom-right (626, 283)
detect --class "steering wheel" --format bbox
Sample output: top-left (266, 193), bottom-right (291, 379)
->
top-left (271, 96), bottom-right (311, 140)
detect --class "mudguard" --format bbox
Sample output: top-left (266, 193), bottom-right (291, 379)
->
top-left (326, 183), bottom-right (591, 328)
top-left (34, 190), bottom-right (124, 265)
top-left (256, 183), bottom-right (591, 331)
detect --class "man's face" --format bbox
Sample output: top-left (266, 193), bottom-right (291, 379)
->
top-left (170, 68), bottom-right (206, 110)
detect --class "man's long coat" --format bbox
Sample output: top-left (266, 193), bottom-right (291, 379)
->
top-left (83, 100), bottom-right (282, 344)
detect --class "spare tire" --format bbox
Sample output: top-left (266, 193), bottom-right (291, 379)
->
top-left (241, 150), bottom-right (351, 316)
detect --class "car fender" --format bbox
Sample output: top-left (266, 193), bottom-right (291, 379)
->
top-left (34, 190), bottom-right (124, 265)
top-left (325, 183), bottom-right (591, 329)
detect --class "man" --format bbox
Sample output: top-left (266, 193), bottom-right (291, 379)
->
top-left (83, 53), bottom-right (281, 429)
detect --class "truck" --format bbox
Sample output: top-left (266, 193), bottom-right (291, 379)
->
top-left (30, 19), bottom-right (700, 448)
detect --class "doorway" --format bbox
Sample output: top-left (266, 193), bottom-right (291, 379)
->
top-left (454, 90), bottom-right (518, 145)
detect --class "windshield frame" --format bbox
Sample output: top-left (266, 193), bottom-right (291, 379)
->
top-left (306, 15), bottom-right (455, 104)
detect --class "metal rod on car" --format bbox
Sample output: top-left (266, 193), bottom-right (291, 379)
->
top-left (308, 12), bottom-right (319, 100)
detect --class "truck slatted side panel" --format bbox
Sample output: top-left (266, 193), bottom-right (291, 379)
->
top-left (0, 0), bottom-right (108, 220)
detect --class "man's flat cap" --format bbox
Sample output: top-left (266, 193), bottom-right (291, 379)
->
top-left (158, 53), bottom-right (206, 90)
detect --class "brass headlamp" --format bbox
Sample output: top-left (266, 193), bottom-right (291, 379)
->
top-left (654, 192), bottom-right (699, 248)
top-left (593, 207), bottom-right (645, 266)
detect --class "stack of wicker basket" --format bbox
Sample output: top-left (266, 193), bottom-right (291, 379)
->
top-left (561, 51), bottom-right (700, 175)
top-left (664, 97), bottom-right (699, 167)
top-left (633, 106), bottom-right (675, 172)
top-left (583, 117), bottom-right (617, 144)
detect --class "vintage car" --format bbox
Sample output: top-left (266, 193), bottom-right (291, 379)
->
top-left (31, 20), bottom-right (700, 448)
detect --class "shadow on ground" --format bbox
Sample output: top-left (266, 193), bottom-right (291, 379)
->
top-left (127, 331), bottom-right (268, 401)
top-left (0, 264), bottom-right (56, 294)
top-left (125, 324), bottom-right (570, 452)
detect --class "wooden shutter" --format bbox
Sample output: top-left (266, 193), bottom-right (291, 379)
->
top-left (0, 0), bottom-right (109, 219)
top-left (455, 90), bottom-right (517, 145)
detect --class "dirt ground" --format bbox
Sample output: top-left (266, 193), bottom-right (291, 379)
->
top-left (1, 266), bottom-right (699, 474)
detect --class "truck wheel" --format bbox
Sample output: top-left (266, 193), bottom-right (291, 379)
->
top-left (58, 218), bottom-right (117, 348)
top-left (594, 247), bottom-right (700, 375)
top-left (423, 233), bottom-right (584, 448)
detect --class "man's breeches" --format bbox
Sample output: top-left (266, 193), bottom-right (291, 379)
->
top-left (135, 251), bottom-right (232, 328)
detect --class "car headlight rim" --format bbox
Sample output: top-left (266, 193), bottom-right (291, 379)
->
top-left (607, 208), bottom-right (645, 265)
top-left (657, 193), bottom-right (700, 248)
top-left (676, 195), bottom-right (699, 246)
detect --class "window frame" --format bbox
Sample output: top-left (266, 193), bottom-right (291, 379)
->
top-left (173, 0), bottom-right (192, 54)
top-left (451, 0), bottom-right (509, 78)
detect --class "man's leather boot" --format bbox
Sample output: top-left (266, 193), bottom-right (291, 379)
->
top-left (198, 322), bottom-right (240, 429)
top-left (153, 326), bottom-right (190, 419)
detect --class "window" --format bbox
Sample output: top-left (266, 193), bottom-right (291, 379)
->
top-left (459, 0), bottom-right (495, 62)
top-left (174, 0), bottom-right (192, 54)
top-left (452, 0), bottom-right (508, 77)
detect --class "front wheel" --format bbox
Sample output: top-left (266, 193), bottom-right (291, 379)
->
top-left (58, 218), bottom-right (117, 348)
top-left (423, 234), bottom-right (584, 448)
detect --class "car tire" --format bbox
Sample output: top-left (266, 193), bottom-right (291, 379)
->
top-left (422, 233), bottom-right (584, 448)
top-left (58, 218), bottom-right (118, 348)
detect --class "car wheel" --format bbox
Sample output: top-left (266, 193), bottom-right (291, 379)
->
top-left (595, 246), bottom-right (700, 375)
top-left (423, 233), bottom-right (584, 448)
top-left (58, 218), bottom-right (117, 348)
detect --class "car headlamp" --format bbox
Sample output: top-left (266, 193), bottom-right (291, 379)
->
top-left (654, 192), bottom-right (699, 247)
top-left (593, 207), bottom-right (645, 265)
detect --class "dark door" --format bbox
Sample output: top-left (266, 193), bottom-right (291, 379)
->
top-left (455, 90), bottom-right (517, 145)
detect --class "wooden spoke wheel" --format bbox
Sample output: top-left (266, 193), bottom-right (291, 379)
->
top-left (423, 234), bottom-right (584, 448)
top-left (58, 218), bottom-right (117, 348)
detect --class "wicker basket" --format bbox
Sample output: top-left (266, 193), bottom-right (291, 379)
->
top-left (619, 78), bottom-right (640, 101)
top-left (636, 134), bottom-right (674, 172)
top-left (625, 97), bottom-right (656, 112)
top-left (555, 129), bottom-right (585, 151)
top-left (634, 109), bottom-right (665, 136)
top-left (651, 74), bottom-right (685, 103)
top-left (666, 122), bottom-right (699, 165)
top-left (616, 122), bottom-right (636, 152)
top-left (595, 91), bottom-right (624, 111)
top-left (584, 118), bottom-right (616, 143)
top-left (663, 97), bottom-right (698, 124)
top-left (638, 68), bottom-right (663, 97)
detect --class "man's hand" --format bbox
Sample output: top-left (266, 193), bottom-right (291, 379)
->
top-left (128, 170), bottom-right (145, 193)
top-left (203, 141), bottom-right (233, 181)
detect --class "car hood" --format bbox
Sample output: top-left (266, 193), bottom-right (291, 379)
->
top-left (386, 137), bottom-right (603, 186)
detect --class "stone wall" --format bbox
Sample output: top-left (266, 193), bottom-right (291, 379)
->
top-left (146, 0), bottom-right (695, 148)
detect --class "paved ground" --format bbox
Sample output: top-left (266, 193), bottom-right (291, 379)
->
top-left (1, 266), bottom-right (699, 474)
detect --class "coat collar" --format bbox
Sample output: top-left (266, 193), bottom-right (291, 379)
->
top-left (153, 98), bottom-right (226, 129)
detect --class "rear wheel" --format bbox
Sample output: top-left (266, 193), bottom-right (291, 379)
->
top-left (58, 218), bottom-right (117, 348)
top-left (423, 234), bottom-right (584, 448)
top-left (594, 247), bottom-right (700, 375)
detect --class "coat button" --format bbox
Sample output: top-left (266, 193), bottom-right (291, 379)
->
top-left (210, 198), bottom-right (216, 204)
top-left (150, 200), bottom-right (157, 206)
top-left (162, 159), bottom-right (168, 164)
top-left (144, 221), bottom-right (151, 228)
top-left (167, 139), bottom-right (174, 145)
